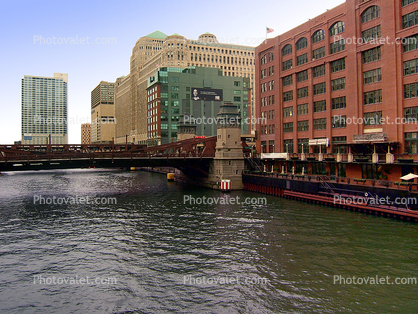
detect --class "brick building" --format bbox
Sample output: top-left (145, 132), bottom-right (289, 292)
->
top-left (255, 0), bottom-right (418, 181)
top-left (81, 123), bottom-right (91, 144)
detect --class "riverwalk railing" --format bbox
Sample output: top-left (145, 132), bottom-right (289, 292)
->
top-left (245, 171), bottom-right (418, 192)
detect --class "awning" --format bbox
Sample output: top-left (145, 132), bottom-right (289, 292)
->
top-left (261, 153), bottom-right (288, 159)
top-left (400, 173), bottom-right (418, 181)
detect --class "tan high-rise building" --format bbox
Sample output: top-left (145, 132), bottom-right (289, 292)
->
top-left (91, 81), bottom-right (116, 143)
top-left (81, 123), bottom-right (91, 144)
top-left (115, 31), bottom-right (255, 144)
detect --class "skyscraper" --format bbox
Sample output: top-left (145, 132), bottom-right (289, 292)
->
top-left (91, 81), bottom-right (115, 143)
top-left (81, 123), bottom-right (91, 144)
top-left (21, 73), bottom-right (68, 144)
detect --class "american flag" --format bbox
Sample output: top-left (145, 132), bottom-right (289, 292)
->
top-left (266, 27), bottom-right (274, 34)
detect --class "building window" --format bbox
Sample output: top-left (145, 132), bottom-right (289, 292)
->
top-left (284, 122), bottom-right (293, 133)
top-left (314, 118), bottom-right (327, 130)
top-left (284, 139), bottom-right (294, 153)
top-left (405, 106), bottom-right (418, 122)
top-left (283, 106), bottom-right (294, 117)
top-left (364, 111), bottom-right (382, 125)
top-left (331, 58), bottom-right (346, 72)
top-left (313, 64), bottom-right (325, 78)
top-left (402, 10), bottom-right (418, 29)
top-left (297, 103), bottom-right (309, 115)
top-left (297, 87), bottom-right (309, 99)
top-left (362, 47), bottom-right (381, 63)
top-left (364, 90), bottom-right (382, 105)
top-left (296, 70), bottom-right (308, 82)
top-left (404, 83), bottom-right (418, 98)
top-left (298, 120), bottom-right (309, 132)
top-left (312, 47), bottom-right (325, 60)
top-left (312, 29), bottom-right (325, 43)
top-left (403, 0), bottom-right (418, 6)
top-left (234, 96), bottom-right (241, 102)
top-left (298, 138), bottom-right (309, 153)
top-left (296, 37), bottom-right (308, 50)
top-left (283, 91), bottom-right (293, 102)
top-left (296, 53), bottom-right (308, 66)
top-left (405, 132), bottom-right (418, 154)
top-left (314, 100), bottom-right (326, 112)
top-left (332, 115), bottom-right (346, 128)
top-left (362, 25), bottom-right (381, 42)
top-left (332, 136), bottom-right (347, 154)
top-left (332, 96), bottom-right (346, 110)
top-left (331, 78), bottom-right (346, 91)
top-left (234, 81), bottom-right (241, 86)
top-left (313, 82), bottom-right (326, 95)
top-left (329, 21), bottom-right (345, 36)
top-left (283, 59), bottom-right (293, 71)
top-left (361, 6), bottom-right (380, 23)
top-left (330, 39), bottom-right (345, 54)
top-left (403, 34), bottom-right (418, 52)
top-left (404, 58), bottom-right (418, 76)
top-left (283, 75), bottom-right (293, 87)
top-left (282, 44), bottom-right (292, 56)
top-left (363, 68), bottom-right (382, 84)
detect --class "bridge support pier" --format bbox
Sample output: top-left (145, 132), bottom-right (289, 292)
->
top-left (207, 102), bottom-right (244, 190)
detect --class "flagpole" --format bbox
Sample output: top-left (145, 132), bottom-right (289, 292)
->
top-left (265, 26), bottom-right (267, 44)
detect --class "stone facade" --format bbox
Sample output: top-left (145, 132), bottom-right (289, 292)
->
top-left (81, 123), bottom-right (91, 144)
top-left (208, 103), bottom-right (244, 190)
top-left (91, 81), bottom-right (115, 143)
top-left (115, 31), bottom-right (255, 144)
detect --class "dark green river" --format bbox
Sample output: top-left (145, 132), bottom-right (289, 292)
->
top-left (0, 169), bottom-right (417, 313)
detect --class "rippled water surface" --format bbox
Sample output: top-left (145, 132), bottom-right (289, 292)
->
top-left (0, 169), bottom-right (417, 313)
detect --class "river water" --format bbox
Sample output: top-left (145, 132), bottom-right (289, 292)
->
top-left (0, 169), bottom-right (417, 313)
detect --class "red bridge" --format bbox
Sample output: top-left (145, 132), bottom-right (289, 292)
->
top-left (0, 137), bottom-right (250, 177)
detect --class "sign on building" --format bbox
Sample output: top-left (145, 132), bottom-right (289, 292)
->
top-left (353, 133), bottom-right (386, 143)
top-left (191, 88), bottom-right (223, 101)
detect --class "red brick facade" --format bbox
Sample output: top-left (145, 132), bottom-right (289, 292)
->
top-left (255, 0), bottom-right (418, 180)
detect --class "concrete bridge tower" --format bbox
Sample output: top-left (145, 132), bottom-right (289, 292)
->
top-left (177, 114), bottom-right (196, 141)
top-left (208, 102), bottom-right (244, 190)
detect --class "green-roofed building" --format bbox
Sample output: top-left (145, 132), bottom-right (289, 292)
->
top-left (142, 30), bottom-right (168, 40)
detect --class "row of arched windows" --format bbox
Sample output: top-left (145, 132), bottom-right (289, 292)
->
top-left (281, 5), bottom-right (380, 57)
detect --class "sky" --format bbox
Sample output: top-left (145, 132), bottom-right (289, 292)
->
top-left (0, 0), bottom-right (345, 144)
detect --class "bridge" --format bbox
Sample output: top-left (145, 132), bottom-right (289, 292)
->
top-left (0, 136), bottom-right (251, 178)
top-left (1, 103), bottom-right (253, 190)
top-left (0, 136), bottom-right (223, 177)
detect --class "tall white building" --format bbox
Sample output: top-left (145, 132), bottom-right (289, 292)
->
top-left (21, 73), bottom-right (68, 144)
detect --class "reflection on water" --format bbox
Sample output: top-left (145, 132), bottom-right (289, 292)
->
top-left (0, 169), bottom-right (417, 313)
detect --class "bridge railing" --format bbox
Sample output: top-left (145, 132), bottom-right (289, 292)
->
top-left (0, 136), bottom-right (220, 163)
